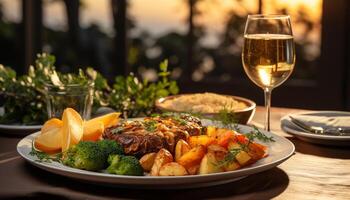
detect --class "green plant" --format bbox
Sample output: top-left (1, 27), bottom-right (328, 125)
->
top-left (109, 60), bottom-right (179, 117)
top-left (0, 54), bottom-right (178, 124)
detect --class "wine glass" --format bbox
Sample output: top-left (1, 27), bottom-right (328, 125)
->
top-left (242, 14), bottom-right (295, 131)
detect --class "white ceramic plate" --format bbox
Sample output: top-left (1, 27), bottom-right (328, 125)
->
top-left (0, 124), bottom-right (42, 135)
top-left (17, 122), bottom-right (294, 189)
top-left (0, 107), bottom-right (42, 135)
top-left (281, 111), bottom-right (350, 146)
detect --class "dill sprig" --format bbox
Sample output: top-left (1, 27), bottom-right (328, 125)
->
top-left (29, 146), bottom-right (61, 163)
top-left (218, 148), bottom-right (242, 167)
top-left (246, 126), bottom-right (275, 142)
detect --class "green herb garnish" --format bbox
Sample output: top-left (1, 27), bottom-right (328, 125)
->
top-left (143, 120), bottom-right (158, 132)
top-left (29, 146), bottom-right (61, 163)
top-left (246, 126), bottom-right (275, 142)
top-left (218, 148), bottom-right (242, 167)
top-left (156, 112), bottom-right (188, 125)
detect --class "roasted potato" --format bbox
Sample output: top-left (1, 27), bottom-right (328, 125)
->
top-left (159, 162), bottom-right (188, 176)
top-left (247, 143), bottom-right (266, 161)
top-left (235, 151), bottom-right (251, 166)
top-left (188, 135), bottom-right (215, 148)
top-left (177, 145), bottom-right (206, 170)
top-left (227, 141), bottom-right (241, 150)
top-left (205, 126), bottom-right (217, 137)
top-left (150, 148), bottom-right (173, 176)
top-left (223, 161), bottom-right (240, 172)
top-left (187, 165), bottom-right (200, 175)
top-left (175, 139), bottom-right (191, 162)
top-left (199, 152), bottom-right (223, 174)
top-left (139, 152), bottom-right (157, 172)
top-left (207, 144), bottom-right (227, 161)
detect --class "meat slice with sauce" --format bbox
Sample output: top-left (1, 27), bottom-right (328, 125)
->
top-left (103, 114), bottom-right (202, 157)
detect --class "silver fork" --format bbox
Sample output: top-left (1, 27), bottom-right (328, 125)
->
top-left (289, 116), bottom-right (350, 136)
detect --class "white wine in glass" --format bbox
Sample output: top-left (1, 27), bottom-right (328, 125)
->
top-left (242, 15), bottom-right (295, 131)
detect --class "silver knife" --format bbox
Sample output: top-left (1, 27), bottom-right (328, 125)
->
top-left (289, 116), bottom-right (350, 136)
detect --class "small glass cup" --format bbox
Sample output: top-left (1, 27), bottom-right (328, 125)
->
top-left (44, 82), bottom-right (94, 120)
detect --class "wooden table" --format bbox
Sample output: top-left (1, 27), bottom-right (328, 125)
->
top-left (0, 107), bottom-right (349, 200)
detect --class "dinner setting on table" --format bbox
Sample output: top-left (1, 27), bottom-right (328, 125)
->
top-left (0, 0), bottom-right (350, 200)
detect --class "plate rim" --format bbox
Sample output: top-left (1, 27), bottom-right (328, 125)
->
top-left (281, 111), bottom-right (350, 140)
top-left (17, 124), bottom-right (295, 187)
top-left (0, 124), bottom-right (42, 130)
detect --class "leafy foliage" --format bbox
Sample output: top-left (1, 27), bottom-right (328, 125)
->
top-left (108, 60), bottom-right (179, 117)
top-left (0, 53), bottom-right (178, 124)
top-left (0, 53), bottom-right (109, 124)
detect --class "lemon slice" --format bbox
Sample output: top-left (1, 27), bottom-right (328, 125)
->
top-left (61, 108), bottom-right (83, 151)
top-left (34, 128), bottom-right (62, 153)
top-left (83, 121), bottom-right (104, 141)
top-left (41, 118), bottom-right (63, 134)
top-left (86, 112), bottom-right (121, 128)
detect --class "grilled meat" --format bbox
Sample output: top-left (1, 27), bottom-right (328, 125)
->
top-left (103, 114), bottom-right (202, 157)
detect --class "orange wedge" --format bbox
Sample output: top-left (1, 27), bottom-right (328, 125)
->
top-left (34, 128), bottom-right (62, 153)
top-left (86, 112), bottom-right (121, 128)
top-left (61, 108), bottom-right (83, 151)
top-left (41, 118), bottom-right (63, 134)
top-left (83, 121), bottom-right (104, 141)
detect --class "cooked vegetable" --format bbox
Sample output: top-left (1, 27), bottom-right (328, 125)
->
top-left (207, 144), bottom-right (227, 161)
top-left (107, 154), bottom-right (143, 176)
top-left (188, 135), bottom-right (215, 148)
top-left (235, 151), bottom-right (252, 166)
top-left (62, 141), bottom-right (105, 171)
top-left (177, 145), bottom-right (206, 170)
top-left (175, 139), bottom-right (191, 162)
top-left (223, 160), bottom-right (240, 171)
top-left (187, 165), bottom-right (200, 175)
top-left (199, 152), bottom-right (223, 175)
top-left (150, 148), bottom-right (173, 176)
top-left (98, 140), bottom-right (124, 157)
top-left (159, 162), bottom-right (188, 176)
top-left (139, 152), bottom-right (157, 172)
top-left (97, 139), bottom-right (124, 167)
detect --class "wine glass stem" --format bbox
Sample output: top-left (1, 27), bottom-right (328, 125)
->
top-left (264, 88), bottom-right (272, 131)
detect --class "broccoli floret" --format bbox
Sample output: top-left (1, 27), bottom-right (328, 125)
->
top-left (107, 154), bottom-right (144, 176)
top-left (97, 139), bottom-right (124, 156)
top-left (62, 141), bottom-right (105, 171)
top-left (97, 140), bottom-right (124, 167)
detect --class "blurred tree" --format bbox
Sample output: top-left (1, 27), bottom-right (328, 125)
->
top-left (23, 0), bottom-right (42, 73)
top-left (0, 2), bottom-right (20, 72)
top-left (111, 0), bottom-right (128, 76)
top-left (62, 0), bottom-right (81, 68)
top-left (186, 0), bottom-right (205, 81)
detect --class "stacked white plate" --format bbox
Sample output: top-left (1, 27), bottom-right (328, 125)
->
top-left (281, 111), bottom-right (350, 146)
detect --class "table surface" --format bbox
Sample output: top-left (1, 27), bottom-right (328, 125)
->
top-left (0, 107), bottom-right (349, 200)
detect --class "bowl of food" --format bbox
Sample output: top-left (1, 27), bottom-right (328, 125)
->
top-left (155, 92), bottom-right (256, 124)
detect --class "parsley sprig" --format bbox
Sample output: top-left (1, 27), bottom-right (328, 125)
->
top-left (143, 120), bottom-right (158, 132)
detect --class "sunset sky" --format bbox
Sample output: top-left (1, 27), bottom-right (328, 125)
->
top-left (0, 0), bottom-right (322, 47)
